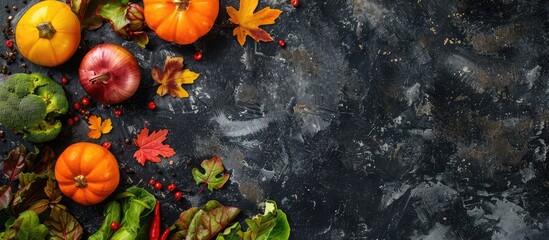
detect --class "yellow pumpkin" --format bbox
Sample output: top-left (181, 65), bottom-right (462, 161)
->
top-left (15, 0), bottom-right (81, 67)
top-left (55, 142), bottom-right (120, 206)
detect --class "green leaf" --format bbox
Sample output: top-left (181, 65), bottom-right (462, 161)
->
top-left (89, 201), bottom-right (122, 240)
top-left (44, 205), bottom-right (83, 240)
top-left (11, 210), bottom-right (49, 240)
top-left (238, 201), bottom-right (290, 240)
top-left (0, 186), bottom-right (11, 210)
top-left (98, 2), bottom-right (130, 31)
top-left (215, 223), bottom-right (242, 240)
top-left (186, 200), bottom-right (241, 240)
top-left (110, 187), bottom-right (156, 240)
top-left (192, 156), bottom-right (231, 193)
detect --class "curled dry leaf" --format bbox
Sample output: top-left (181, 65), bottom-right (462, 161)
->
top-left (227, 0), bottom-right (282, 46)
top-left (88, 115), bottom-right (113, 139)
top-left (152, 56), bottom-right (199, 98)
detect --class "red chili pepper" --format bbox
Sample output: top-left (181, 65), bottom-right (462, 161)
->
top-left (149, 201), bottom-right (161, 240)
top-left (160, 226), bottom-right (174, 240)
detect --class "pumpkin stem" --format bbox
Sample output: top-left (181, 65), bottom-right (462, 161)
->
top-left (74, 175), bottom-right (88, 188)
top-left (89, 73), bottom-right (110, 84)
top-left (174, 0), bottom-right (190, 11)
top-left (37, 22), bottom-right (56, 39)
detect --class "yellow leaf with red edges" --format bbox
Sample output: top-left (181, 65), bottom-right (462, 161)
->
top-left (152, 56), bottom-right (199, 98)
top-left (87, 115), bottom-right (112, 139)
top-left (227, 0), bottom-right (282, 46)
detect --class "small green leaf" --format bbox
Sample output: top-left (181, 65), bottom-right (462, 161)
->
top-left (98, 2), bottom-right (130, 31)
top-left (45, 205), bottom-right (84, 240)
top-left (192, 156), bottom-right (231, 192)
top-left (12, 210), bottom-right (49, 240)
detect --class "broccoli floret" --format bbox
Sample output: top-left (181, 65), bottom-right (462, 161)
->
top-left (0, 73), bottom-right (68, 143)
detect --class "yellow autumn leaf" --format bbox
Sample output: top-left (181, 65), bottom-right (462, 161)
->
top-left (152, 56), bottom-right (199, 98)
top-left (87, 115), bottom-right (113, 139)
top-left (227, 0), bottom-right (282, 46)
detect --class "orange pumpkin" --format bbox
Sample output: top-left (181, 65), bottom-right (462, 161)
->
top-left (55, 142), bottom-right (120, 205)
top-left (143, 0), bottom-right (219, 45)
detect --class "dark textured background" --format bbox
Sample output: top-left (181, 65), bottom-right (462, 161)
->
top-left (2, 0), bottom-right (549, 239)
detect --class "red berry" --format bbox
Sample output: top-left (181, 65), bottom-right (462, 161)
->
top-left (148, 101), bottom-right (156, 110)
top-left (114, 109), bottom-right (122, 116)
top-left (67, 118), bottom-right (74, 126)
top-left (110, 221), bottom-right (119, 231)
top-left (167, 183), bottom-right (176, 192)
top-left (174, 191), bottom-right (183, 200)
top-left (6, 40), bottom-right (13, 48)
top-left (290, 0), bottom-right (299, 7)
top-left (73, 102), bottom-right (81, 111)
top-left (61, 76), bottom-right (68, 85)
top-left (73, 116), bottom-right (80, 122)
top-left (102, 142), bottom-right (111, 149)
top-left (81, 97), bottom-right (90, 106)
top-left (154, 182), bottom-right (162, 190)
top-left (148, 179), bottom-right (156, 185)
top-left (278, 39), bottom-right (286, 47)
top-left (193, 51), bottom-right (203, 61)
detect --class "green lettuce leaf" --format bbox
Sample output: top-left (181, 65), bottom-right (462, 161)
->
top-left (10, 210), bottom-right (48, 240)
top-left (110, 187), bottom-right (156, 240)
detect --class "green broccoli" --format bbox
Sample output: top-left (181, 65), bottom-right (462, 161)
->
top-left (0, 73), bottom-right (68, 143)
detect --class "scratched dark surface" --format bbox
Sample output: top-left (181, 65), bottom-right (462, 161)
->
top-left (3, 0), bottom-right (549, 239)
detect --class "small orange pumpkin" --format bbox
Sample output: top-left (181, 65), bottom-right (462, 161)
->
top-left (143, 0), bottom-right (219, 45)
top-left (55, 142), bottom-right (120, 205)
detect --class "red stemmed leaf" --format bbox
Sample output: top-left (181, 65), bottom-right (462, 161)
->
top-left (133, 128), bottom-right (176, 166)
top-left (45, 205), bottom-right (84, 240)
top-left (2, 144), bottom-right (37, 182)
top-left (192, 156), bottom-right (231, 193)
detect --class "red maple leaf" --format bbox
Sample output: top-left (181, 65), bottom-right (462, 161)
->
top-left (133, 128), bottom-right (175, 166)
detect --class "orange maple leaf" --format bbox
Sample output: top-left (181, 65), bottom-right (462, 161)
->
top-left (152, 56), bottom-right (199, 98)
top-left (227, 0), bottom-right (282, 46)
top-left (87, 115), bottom-right (113, 139)
top-left (133, 128), bottom-right (176, 166)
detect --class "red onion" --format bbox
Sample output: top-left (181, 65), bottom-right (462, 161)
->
top-left (79, 43), bottom-right (141, 104)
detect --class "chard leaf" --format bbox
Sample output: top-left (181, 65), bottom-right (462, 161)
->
top-left (70, 0), bottom-right (110, 30)
top-left (2, 144), bottom-right (37, 181)
top-left (186, 200), bottom-right (241, 240)
top-left (45, 205), bottom-right (84, 240)
top-left (11, 176), bottom-right (48, 214)
top-left (27, 199), bottom-right (50, 215)
top-left (26, 145), bottom-right (55, 176)
top-left (0, 185), bottom-right (11, 210)
top-left (215, 223), bottom-right (242, 240)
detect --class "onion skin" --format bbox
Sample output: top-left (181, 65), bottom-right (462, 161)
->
top-left (79, 43), bottom-right (141, 104)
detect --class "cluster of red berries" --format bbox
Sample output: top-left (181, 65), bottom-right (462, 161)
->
top-left (149, 179), bottom-right (183, 200)
top-left (67, 96), bottom-right (91, 126)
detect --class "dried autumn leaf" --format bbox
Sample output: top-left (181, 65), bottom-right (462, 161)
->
top-left (133, 128), bottom-right (176, 166)
top-left (88, 115), bottom-right (113, 139)
top-left (227, 0), bottom-right (282, 46)
top-left (192, 156), bottom-right (230, 193)
top-left (152, 56), bottom-right (199, 98)
top-left (45, 205), bottom-right (84, 240)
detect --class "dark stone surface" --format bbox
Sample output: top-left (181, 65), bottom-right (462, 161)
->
top-left (3, 0), bottom-right (549, 239)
